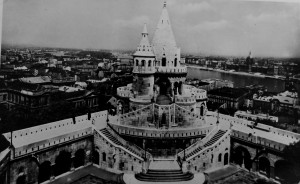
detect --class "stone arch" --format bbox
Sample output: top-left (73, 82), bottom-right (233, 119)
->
top-left (16, 167), bottom-right (26, 184)
top-left (55, 150), bottom-right (71, 176)
top-left (200, 105), bottom-right (204, 116)
top-left (258, 157), bottom-right (270, 177)
top-left (178, 81), bottom-right (183, 95)
top-left (38, 161), bottom-right (51, 183)
top-left (16, 175), bottom-right (26, 184)
top-left (224, 152), bottom-right (229, 165)
top-left (135, 59), bottom-right (139, 66)
top-left (174, 82), bottom-right (179, 95)
top-left (74, 149), bottom-right (85, 168)
top-left (156, 77), bottom-right (171, 96)
top-left (174, 58), bottom-right (177, 67)
top-left (218, 153), bottom-right (222, 162)
top-left (93, 150), bottom-right (100, 165)
top-left (233, 146), bottom-right (252, 170)
top-left (148, 60), bottom-right (151, 67)
top-left (162, 58), bottom-right (166, 66)
top-left (141, 60), bottom-right (145, 66)
top-left (274, 160), bottom-right (296, 182)
top-left (102, 152), bottom-right (107, 162)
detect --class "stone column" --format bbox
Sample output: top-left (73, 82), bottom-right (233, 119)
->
top-left (241, 152), bottom-right (245, 168)
top-left (171, 82), bottom-right (174, 97)
top-left (113, 154), bottom-right (119, 171)
top-left (252, 159), bottom-right (258, 172)
top-left (85, 150), bottom-right (91, 166)
top-left (269, 166), bottom-right (275, 179)
top-left (70, 153), bottom-right (75, 171)
top-left (182, 161), bottom-right (188, 173)
top-left (142, 161), bottom-right (147, 173)
top-left (50, 163), bottom-right (56, 181)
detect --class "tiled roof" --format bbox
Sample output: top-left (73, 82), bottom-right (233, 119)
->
top-left (133, 24), bottom-right (155, 57)
top-left (19, 76), bottom-right (52, 84)
top-left (152, 2), bottom-right (178, 62)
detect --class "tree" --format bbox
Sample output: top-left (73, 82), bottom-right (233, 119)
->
top-left (282, 140), bottom-right (300, 183)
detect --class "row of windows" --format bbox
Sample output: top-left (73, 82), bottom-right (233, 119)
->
top-left (135, 60), bottom-right (153, 67)
top-left (8, 93), bottom-right (48, 107)
top-left (135, 58), bottom-right (179, 67)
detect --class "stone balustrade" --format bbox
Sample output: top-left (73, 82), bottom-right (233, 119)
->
top-left (208, 111), bottom-right (300, 142)
top-left (133, 66), bottom-right (156, 73)
top-left (231, 130), bottom-right (287, 152)
top-left (187, 130), bottom-right (231, 161)
top-left (109, 123), bottom-right (212, 139)
top-left (106, 125), bottom-right (151, 159)
top-left (117, 86), bottom-right (133, 98)
top-left (94, 128), bottom-right (144, 161)
top-left (156, 66), bottom-right (187, 73)
top-left (177, 126), bottom-right (217, 158)
top-left (175, 96), bottom-right (196, 104)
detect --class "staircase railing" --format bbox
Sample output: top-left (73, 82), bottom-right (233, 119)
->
top-left (106, 124), bottom-right (152, 159)
top-left (94, 128), bottom-right (144, 161)
top-left (187, 129), bottom-right (231, 161)
top-left (177, 126), bottom-right (218, 158)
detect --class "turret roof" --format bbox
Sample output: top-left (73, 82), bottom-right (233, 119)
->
top-left (152, 2), bottom-right (178, 61)
top-left (133, 24), bottom-right (155, 57)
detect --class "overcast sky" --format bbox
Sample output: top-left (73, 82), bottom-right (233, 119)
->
top-left (1, 0), bottom-right (300, 57)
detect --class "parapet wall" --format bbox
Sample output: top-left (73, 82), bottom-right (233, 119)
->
top-left (2, 111), bottom-right (108, 158)
top-left (208, 111), bottom-right (300, 143)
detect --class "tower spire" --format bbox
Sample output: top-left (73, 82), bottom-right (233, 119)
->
top-left (152, 0), bottom-right (177, 62)
top-left (142, 23), bottom-right (148, 35)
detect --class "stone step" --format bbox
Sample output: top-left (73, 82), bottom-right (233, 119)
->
top-left (147, 169), bottom-right (183, 175)
top-left (135, 172), bottom-right (194, 182)
top-left (185, 130), bottom-right (226, 159)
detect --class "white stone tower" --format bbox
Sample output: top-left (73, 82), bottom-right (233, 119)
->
top-left (131, 24), bottom-right (156, 109)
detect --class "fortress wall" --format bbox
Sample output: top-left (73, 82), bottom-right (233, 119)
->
top-left (94, 132), bottom-right (142, 173)
top-left (187, 132), bottom-right (231, 173)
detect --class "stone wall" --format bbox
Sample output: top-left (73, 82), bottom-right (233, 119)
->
top-left (186, 130), bottom-right (231, 173)
top-left (94, 131), bottom-right (143, 173)
top-left (9, 137), bottom-right (93, 184)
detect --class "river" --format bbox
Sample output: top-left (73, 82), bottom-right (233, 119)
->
top-left (187, 67), bottom-right (300, 93)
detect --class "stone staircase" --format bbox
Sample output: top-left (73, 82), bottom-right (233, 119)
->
top-left (203, 130), bottom-right (226, 147)
top-left (135, 169), bottom-right (194, 182)
top-left (135, 159), bottom-right (193, 182)
top-left (185, 130), bottom-right (226, 159)
top-left (100, 128), bottom-right (142, 157)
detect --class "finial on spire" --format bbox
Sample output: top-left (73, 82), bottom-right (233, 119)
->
top-left (163, 1), bottom-right (166, 8)
top-left (142, 23), bottom-right (148, 35)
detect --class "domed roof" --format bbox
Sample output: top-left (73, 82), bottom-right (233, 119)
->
top-left (156, 94), bottom-right (172, 105)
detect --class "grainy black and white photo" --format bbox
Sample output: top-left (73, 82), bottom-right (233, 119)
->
top-left (0, 0), bottom-right (300, 184)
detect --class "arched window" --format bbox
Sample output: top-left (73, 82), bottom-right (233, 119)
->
top-left (141, 60), bottom-right (145, 66)
top-left (162, 58), bottom-right (166, 66)
top-left (135, 60), bottom-right (139, 66)
top-left (174, 58), bottom-right (177, 67)
top-left (218, 153), bottom-right (222, 162)
top-left (200, 106), bottom-right (204, 116)
top-left (148, 60), bottom-right (151, 67)
top-left (224, 153), bottom-right (229, 165)
top-left (102, 152), bottom-right (106, 162)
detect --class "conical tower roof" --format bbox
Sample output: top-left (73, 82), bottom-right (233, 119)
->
top-left (134, 24), bottom-right (155, 57)
top-left (152, 2), bottom-right (178, 62)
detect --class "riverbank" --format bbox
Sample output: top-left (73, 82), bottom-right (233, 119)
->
top-left (186, 64), bottom-right (284, 80)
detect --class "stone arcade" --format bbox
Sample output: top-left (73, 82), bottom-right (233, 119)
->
top-left (1, 2), bottom-right (300, 184)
